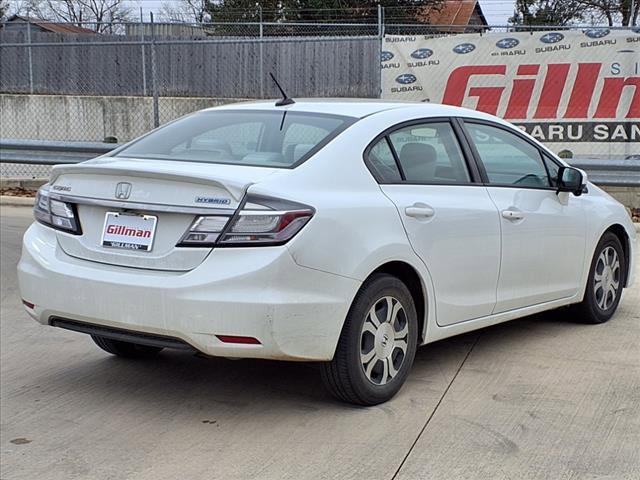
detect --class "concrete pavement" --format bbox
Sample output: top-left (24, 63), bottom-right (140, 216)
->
top-left (1, 205), bottom-right (638, 480)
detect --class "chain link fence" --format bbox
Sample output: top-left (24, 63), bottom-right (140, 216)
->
top-left (0, 18), bottom-right (382, 149)
top-left (1, 163), bottom-right (51, 178)
top-left (1, 12), bottom-right (638, 178)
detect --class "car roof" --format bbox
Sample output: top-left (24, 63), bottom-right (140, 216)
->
top-left (205, 98), bottom-right (493, 120)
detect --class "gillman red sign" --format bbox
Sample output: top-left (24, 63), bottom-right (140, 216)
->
top-left (382, 29), bottom-right (640, 159)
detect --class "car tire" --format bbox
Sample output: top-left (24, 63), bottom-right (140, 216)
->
top-left (91, 335), bottom-right (163, 358)
top-left (321, 273), bottom-right (418, 405)
top-left (572, 232), bottom-right (626, 324)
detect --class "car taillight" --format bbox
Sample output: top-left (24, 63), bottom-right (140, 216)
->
top-left (178, 195), bottom-right (314, 247)
top-left (33, 186), bottom-right (81, 235)
top-left (218, 195), bottom-right (314, 246)
top-left (177, 215), bottom-right (232, 246)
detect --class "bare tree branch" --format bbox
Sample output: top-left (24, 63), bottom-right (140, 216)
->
top-left (160, 0), bottom-right (211, 23)
top-left (26, 0), bottom-right (131, 31)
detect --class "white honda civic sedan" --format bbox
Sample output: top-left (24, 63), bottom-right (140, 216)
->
top-left (18, 100), bottom-right (636, 405)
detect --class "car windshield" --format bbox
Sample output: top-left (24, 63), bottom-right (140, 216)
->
top-left (114, 110), bottom-right (356, 168)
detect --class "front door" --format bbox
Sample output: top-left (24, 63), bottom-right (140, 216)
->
top-left (462, 120), bottom-right (587, 313)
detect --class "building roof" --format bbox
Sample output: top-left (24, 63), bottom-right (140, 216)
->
top-left (4, 15), bottom-right (97, 34)
top-left (417, 0), bottom-right (488, 27)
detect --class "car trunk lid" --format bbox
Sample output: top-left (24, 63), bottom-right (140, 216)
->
top-left (50, 157), bottom-right (281, 271)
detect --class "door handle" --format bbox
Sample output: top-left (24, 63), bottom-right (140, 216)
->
top-left (501, 209), bottom-right (524, 221)
top-left (405, 205), bottom-right (435, 218)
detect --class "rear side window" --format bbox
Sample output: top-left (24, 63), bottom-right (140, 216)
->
top-left (115, 110), bottom-right (355, 168)
top-left (466, 122), bottom-right (551, 188)
top-left (368, 139), bottom-right (402, 183)
top-left (383, 121), bottom-right (471, 184)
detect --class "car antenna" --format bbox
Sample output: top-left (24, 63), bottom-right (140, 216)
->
top-left (270, 73), bottom-right (295, 107)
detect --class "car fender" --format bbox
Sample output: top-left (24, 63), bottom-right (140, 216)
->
top-left (578, 184), bottom-right (636, 299)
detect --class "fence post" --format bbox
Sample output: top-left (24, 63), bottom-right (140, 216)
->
top-left (26, 10), bottom-right (34, 94)
top-left (259, 5), bottom-right (264, 98)
top-left (378, 4), bottom-right (384, 99)
top-left (140, 8), bottom-right (147, 96)
top-left (150, 12), bottom-right (160, 129)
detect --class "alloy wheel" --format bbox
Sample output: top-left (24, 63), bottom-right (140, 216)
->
top-left (593, 246), bottom-right (620, 311)
top-left (360, 296), bottom-right (409, 385)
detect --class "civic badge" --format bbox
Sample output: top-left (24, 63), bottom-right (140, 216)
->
top-left (115, 182), bottom-right (132, 200)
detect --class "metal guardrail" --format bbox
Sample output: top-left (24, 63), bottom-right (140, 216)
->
top-left (0, 139), bottom-right (118, 165)
top-left (567, 158), bottom-right (640, 187)
top-left (1, 139), bottom-right (639, 187)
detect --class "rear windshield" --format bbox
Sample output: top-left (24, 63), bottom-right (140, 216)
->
top-left (114, 110), bottom-right (355, 168)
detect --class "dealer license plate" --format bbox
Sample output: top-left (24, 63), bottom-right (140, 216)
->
top-left (101, 212), bottom-right (157, 251)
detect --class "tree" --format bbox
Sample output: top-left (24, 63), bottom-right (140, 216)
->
top-left (0, 0), bottom-right (9, 20)
top-left (26, 0), bottom-right (132, 32)
top-left (510, 0), bottom-right (585, 25)
top-left (511, 0), bottom-right (639, 26)
top-left (205, 0), bottom-right (444, 23)
top-left (577, 0), bottom-right (638, 26)
top-left (160, 0), bottom-right (212, 23)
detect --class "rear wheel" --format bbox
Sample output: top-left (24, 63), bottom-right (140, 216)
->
top-left (91, 335), bottom-right (163, 358)
top-left (572, 232), bottom-right (626, 324)
top-left (321, 273), bottom-right (418, 405)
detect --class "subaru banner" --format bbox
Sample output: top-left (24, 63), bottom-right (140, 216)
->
top-left (381, 29), bottom-right (640, 159)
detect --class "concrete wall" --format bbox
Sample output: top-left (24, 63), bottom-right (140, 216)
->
top-left (1, 93), bottom-right (638, 209)
top-left (601, 186), bottom-right (640, 210)
top-left (0, 94), bottom-right (238, 143)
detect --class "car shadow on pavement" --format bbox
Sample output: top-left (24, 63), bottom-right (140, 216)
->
top-left (23, 308), bottom-right (595, 413)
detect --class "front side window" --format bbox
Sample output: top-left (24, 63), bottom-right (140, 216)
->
top-left (465, 122), bottom-right (551, 188)
top-left (543, 154), bottom-right (561, 187)
top-left (387, 122), bottom-right (471, 184)
top-left (115, 110), bottom-right (355, 168)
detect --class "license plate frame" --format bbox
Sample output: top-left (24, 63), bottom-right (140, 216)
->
top-left (101, 211), bottom-right (158, 252)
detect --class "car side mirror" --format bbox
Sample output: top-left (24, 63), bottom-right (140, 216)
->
top-left (557, 166), bottom-right (586, 196)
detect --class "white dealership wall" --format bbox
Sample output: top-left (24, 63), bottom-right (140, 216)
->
top-left (381, 29), bottom-right (640, 160)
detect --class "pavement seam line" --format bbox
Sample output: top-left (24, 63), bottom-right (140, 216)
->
top-left (389, 333), bottom-right (482, 480)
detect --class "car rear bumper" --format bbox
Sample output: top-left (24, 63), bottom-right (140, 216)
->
top-left (17, 223), bottom-right (360, 361)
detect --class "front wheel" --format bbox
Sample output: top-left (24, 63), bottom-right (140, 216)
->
top-left (571, 232), bottom-right (626, 324)
top-left (321, 273), bottom-right (418, 405)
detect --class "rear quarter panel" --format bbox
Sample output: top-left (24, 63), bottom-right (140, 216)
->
top-left (247, 111), bottom-right (440, 342)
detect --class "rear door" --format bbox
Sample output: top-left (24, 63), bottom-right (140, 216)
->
top-left (368, 119), bottom-right (502, 326)
top-left (462, 120), bottom-right (586, 313)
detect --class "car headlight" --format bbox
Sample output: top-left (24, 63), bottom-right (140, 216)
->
top-left (34, 186), bottom-right (82, 235)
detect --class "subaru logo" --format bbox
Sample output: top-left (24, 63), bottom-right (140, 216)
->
top-left (584, 28), bottom-right (610, 38)
top-left (540, 32), bottom-right (564, 44)
top-left (453, 43), bottom-right (475, 54)
top-left (380, 51), bottom-right (394, 62)
top-left (496, 37), bottom-right (519, 49)
top-left (410, 48), bottom-right (433, 59)
top-left (395, 73), bottom-right (417, 85)
top-left (115, 182), bottom-right (132, 200)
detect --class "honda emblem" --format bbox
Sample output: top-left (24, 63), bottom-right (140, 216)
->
top-left (115, 182), bottom-right (132, 200)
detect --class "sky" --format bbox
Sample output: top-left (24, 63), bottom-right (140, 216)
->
top-left (123, 1), bottom-right (515, 25)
